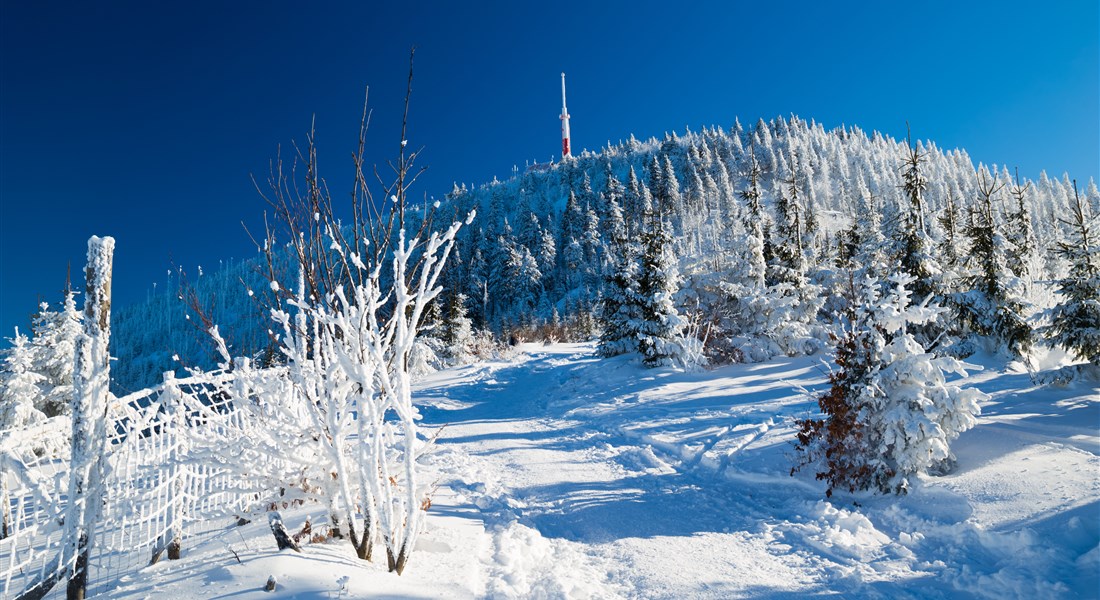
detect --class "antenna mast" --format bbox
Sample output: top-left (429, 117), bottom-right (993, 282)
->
top-left (560, 72), bottom-right (571, 159)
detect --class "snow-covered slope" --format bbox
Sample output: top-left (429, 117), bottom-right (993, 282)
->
top-left (103, 344), bottom-right (1098, 599)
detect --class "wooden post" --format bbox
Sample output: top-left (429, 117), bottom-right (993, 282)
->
top-left (163, 371), bottom-right (184, 561)
top-left (65, 236), bottom-right (114, 600)
top-left (1, 473), bottom-right (10, 540)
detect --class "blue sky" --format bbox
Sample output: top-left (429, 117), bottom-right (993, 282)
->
top-left (1, 0), bottom-right (1097, 339)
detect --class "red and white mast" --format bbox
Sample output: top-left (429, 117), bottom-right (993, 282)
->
top-left (560, 72), bottom-right (571, 159)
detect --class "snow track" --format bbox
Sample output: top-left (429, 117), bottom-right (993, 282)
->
top-left (95, 343), bottom-right (1097, 598)
top-left (417, 344), bottom-right (1098, 599)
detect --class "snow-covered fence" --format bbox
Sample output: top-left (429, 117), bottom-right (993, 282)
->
top-left (0, 366), bottom-right (281, 599)
top-left (0, 417), bottom-right (71, 599)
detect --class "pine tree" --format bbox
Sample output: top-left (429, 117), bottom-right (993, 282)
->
top-left (0, 329), bottom-right (47, 431)
top-left (768, 149), bottom-right (806, 288)
top-left (582, 204), bottom-right (602, 280)
top-left (793, 274), bottom-right (986, 496)
top-left (602, 162), bottom-right (625, 224)
top-left (1044, 181), bottom-right (1100, 364)
top-left (895, 126), bottom-right (940, 302)
top-left (1004, 168), bottom-right (1036, 281)
top-left (466, 235), bottom-right (489, 329)
top-left (938, 188), bottom-right (964, 278)
top-left (558, 190), bottom-right (585, 274)
top-left (517, 210), bottom-right (543, 255)
top-left (952, 171), bottom-right (1033, 356)
top-left (439, 291), bottom-right (475, 364)
top-left (488, 220), bottom-right (517, 320)
top-left (647, 154), bottom-right (682, 218)
top-left (624, 165), bottom-right (643, 232)
top-left (30, 290), bottom-right (82, 417)
top-left (598, 196), bottom-right (642, 357)
top-left (537, 224), bottom-right (557, 280)
top-left (506, 244), bottom-right (543, 316)
top-left (636, 209), bottom-right (687, 367)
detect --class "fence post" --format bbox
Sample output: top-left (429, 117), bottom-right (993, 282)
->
top-left (151, 371), bottom-right (183, 565)
top-left (65, 236), bottom-right (114, 600)
top-left (1, 471), bottom-right (10, 540)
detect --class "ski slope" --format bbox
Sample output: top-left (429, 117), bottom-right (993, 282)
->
top-left (103, 343), bottom-right (1099, 599)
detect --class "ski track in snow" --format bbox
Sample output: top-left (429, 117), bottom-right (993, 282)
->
top-left (99, 343), bottom-right (1097, 599)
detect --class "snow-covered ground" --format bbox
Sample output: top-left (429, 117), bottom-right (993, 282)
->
top-left (103, 343), bottom-right (1098, 599)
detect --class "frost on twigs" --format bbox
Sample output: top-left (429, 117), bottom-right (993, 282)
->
top-left (793, 274), bottom-right (987, 496)
top-left (233, 49), bottom-right (467, 575)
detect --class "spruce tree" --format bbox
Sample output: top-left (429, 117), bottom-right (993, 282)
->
top-left (1045, 181), bottom-right (1100, 364)
top-left (895, 126), bottom-right (940, 302)
top-left (29, 290), bottom-right (82, 417)
top-left (740, 145), bottom-right (763, 218)
top-left (624, 165), bottom-right (643, 232)
top-left (768, 149), bottom-right (806, 288)
top-left (439, 291), bottom-right (475, 364)
top-left (953, 172), bottom-right (1033, 356)
top-left (938, 189), bottom-right (964, 280)
top-left (598, 196), bottom-right (642, 357)
top-left (0, 329), bottom-right (47, 431)
top-left (466, 236), bottom-right (490, 329)
top-left (636, 207), bottom-right (687, 367)
top-left (793, 274), bottom-right (986, 496)
top-left (1004, 168), bottom-right (1036, 281)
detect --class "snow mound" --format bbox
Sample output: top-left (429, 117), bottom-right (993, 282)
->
top-left (485, 521), bottom-right (624, 599)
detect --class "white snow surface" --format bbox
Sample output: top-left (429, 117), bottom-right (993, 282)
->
top-left (102, 343), bottom-right (1098, 599)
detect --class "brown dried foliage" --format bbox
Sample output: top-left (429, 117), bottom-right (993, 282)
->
top-left (792, 332), bottom-right (894, 497)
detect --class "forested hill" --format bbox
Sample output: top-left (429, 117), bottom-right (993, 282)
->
top-left (103, 115), bottom-right (1096, 392)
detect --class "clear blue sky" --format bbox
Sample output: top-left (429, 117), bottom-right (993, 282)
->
top-left (2, 0), bottom-right (1097, 338)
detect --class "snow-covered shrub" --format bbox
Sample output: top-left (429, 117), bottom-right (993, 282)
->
top-left (0, 329), bottom-right (47, 432)
top-left (793, 274), bottom-right (987, 496)
top-left (183, 68), bottom-right (471, 575)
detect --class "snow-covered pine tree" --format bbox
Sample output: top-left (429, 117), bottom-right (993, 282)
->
top-left (937, 188), bottom-right (965, 287)
top-left (439, 290), bottom-right (475, 364)
top-left (505, 242), bottom-right (543, 318)
top-left (623, 165), bottom-right (643, 234)
top-left (581, 203), bottom-right (602, 283)
top-left (29, 290), bottom-right (82, 417)
top-left (1087, 179), bottom-right (1100, 217)
top-left (1044, 181), bottom-right (1100, 364)
top-left (649, 154), bottom-right (682, 220)
top-left (768, 149), bottom-right (806, 288)
top-left (952, 170), bottom-right (1032, 356)
top-left (739, 143), bottom-right (768, 250)
top-left (487, 220), bottom-right (517, 322)
top-left (793, 274), bottom-right (986, 496)
top-left (598, 195), bottom-right (642, 357)
top-left (602, 162), bottom-right (625, 223)
top-left (636, 205), bottom-right (691, 367)
top-left (1004, 168), bottom-right (1037, 281)
top-left (837, 176), bottom-right (887, 279)
top-left (0, 328), bottom-right (47, 431)
top-left (895, 127), bottom-right (940, 303)
top-left (466, 235), bottom-right (489, 329)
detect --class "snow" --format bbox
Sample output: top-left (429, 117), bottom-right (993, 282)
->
top-left (49, 343), bottom-right (1098, 598)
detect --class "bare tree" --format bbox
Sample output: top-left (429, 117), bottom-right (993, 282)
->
top-left (244, 49), bottom-right (471, 574)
